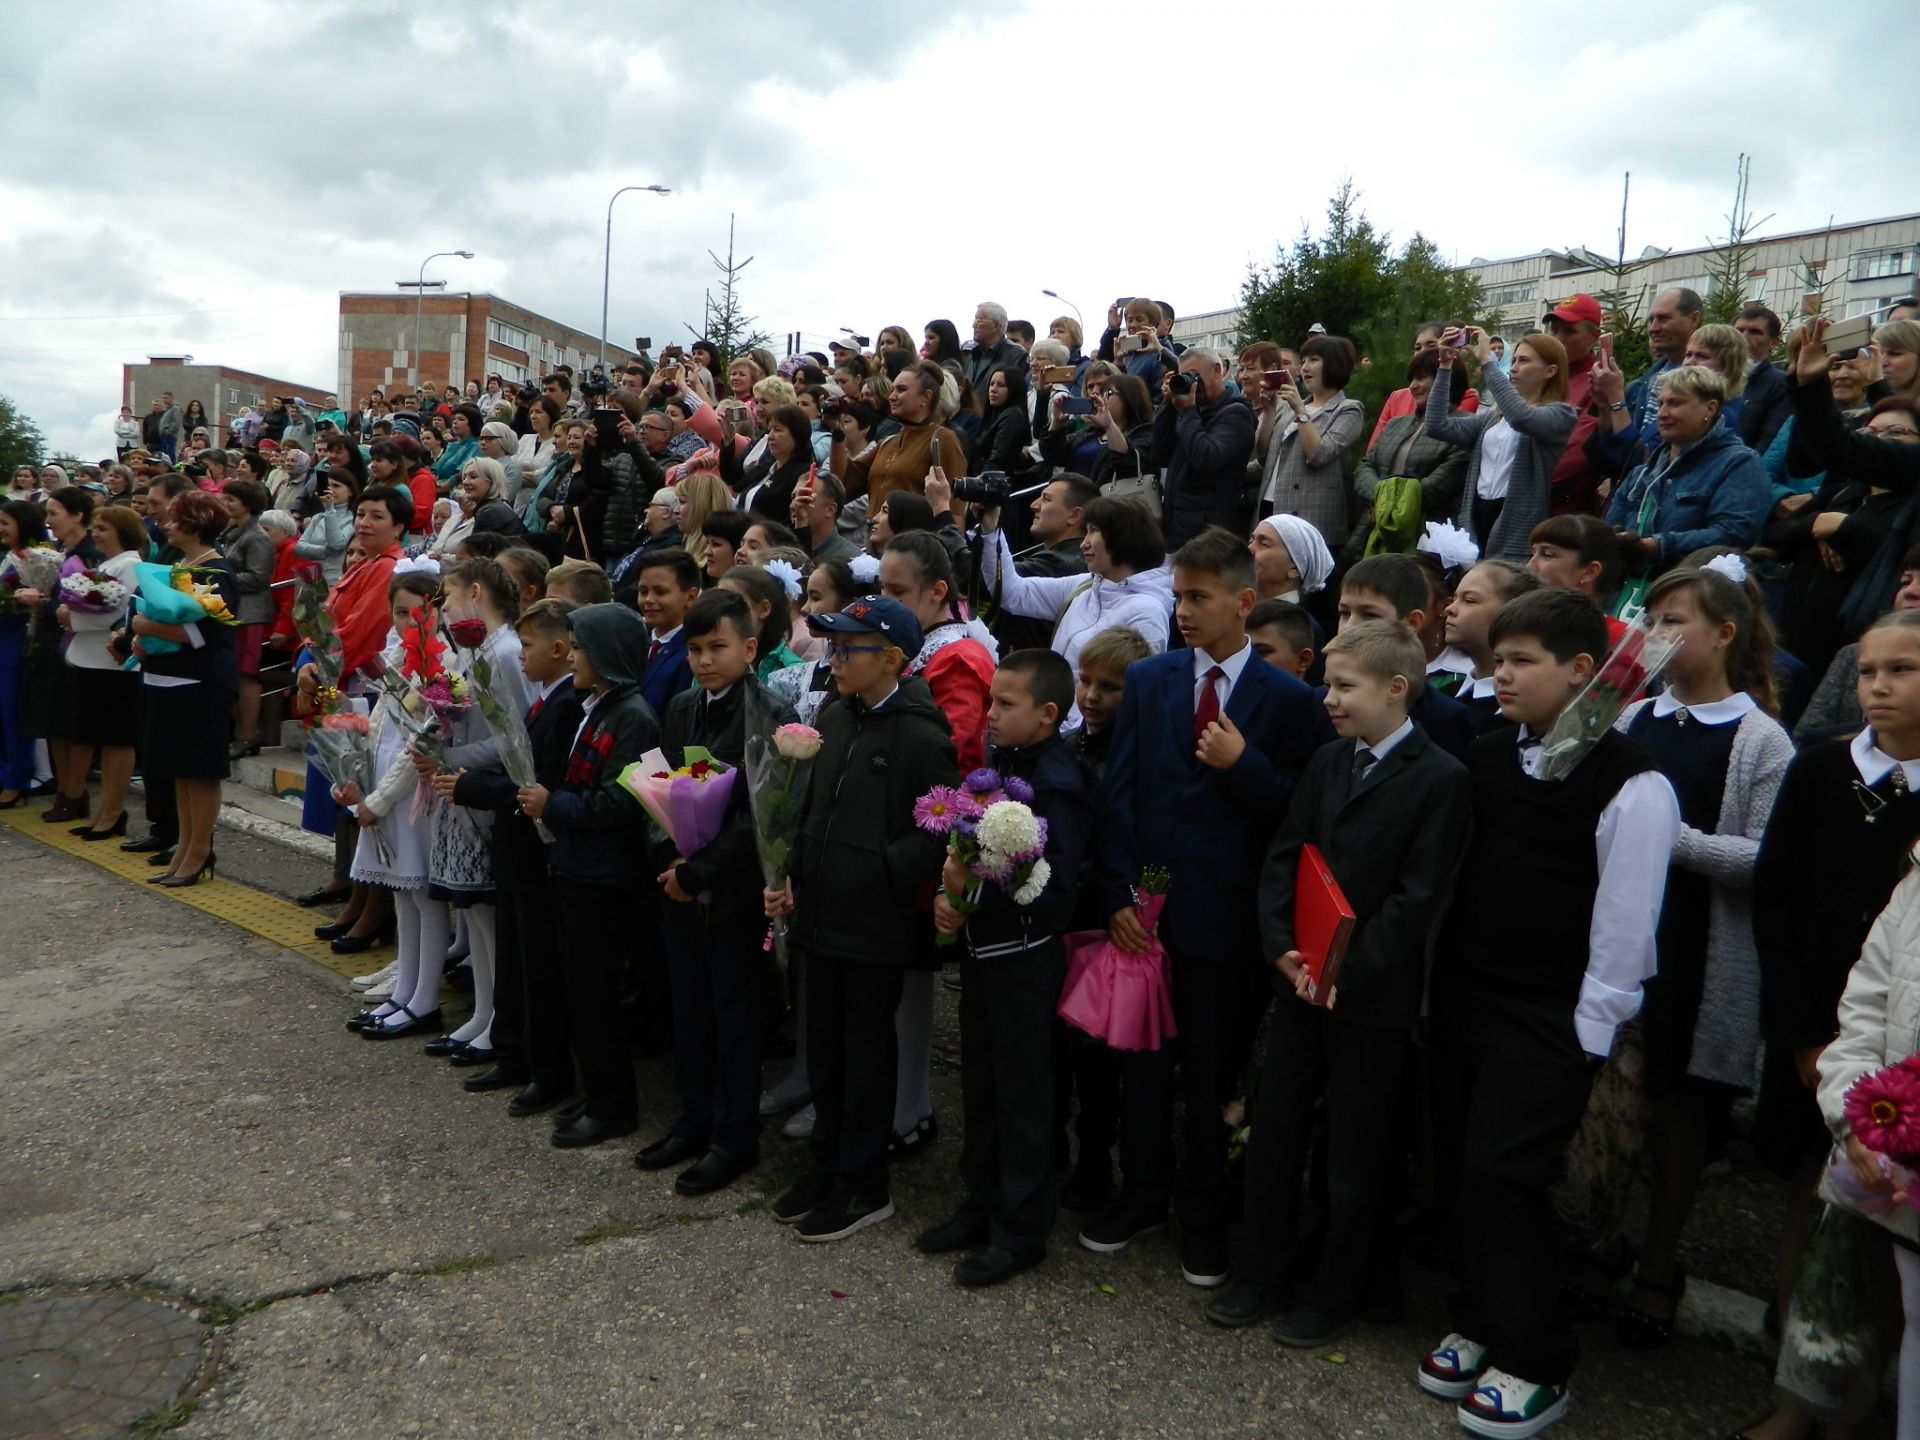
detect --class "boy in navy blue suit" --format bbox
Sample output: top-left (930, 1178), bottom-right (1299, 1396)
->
top-left (633, 547), bottom-right (700, 716)
top-left (1085, 526), bottom-right (1333, 1288)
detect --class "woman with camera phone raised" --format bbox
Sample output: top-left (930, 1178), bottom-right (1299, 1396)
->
top-left (1256, 334), bottom-right (1366, 548)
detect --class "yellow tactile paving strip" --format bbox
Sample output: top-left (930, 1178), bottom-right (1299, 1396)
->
top-left (1, 805), bottom-right (390, 980)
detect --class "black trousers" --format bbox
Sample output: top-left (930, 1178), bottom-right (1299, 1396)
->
top-left (1118, 943), bottom-right (1266, 1233)
top-left (143, 768), bottom-right (178, 844)
top-left (806, 952), bottom-right (904, 1198)
top-left (489, 881), bottom-right (570, 1088)
top-left (551, 877), bottom-right (640, 1126)
top-left (1239, 994), bottom-right (1411, 1317)
top-left (958, 943), bottom-right (1067, 1258)
top-left (664, 894), bottom-right (766, 1160)
top-left (1055, 1024), bottom-right (1122, 1165)
top-left (1439, 985), bottom-right (1597, 1388)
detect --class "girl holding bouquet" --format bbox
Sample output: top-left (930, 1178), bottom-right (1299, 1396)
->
top-left (418, 557), bottom-right (531, 1064)
top-left (0, 500), bottom-right (50, 808)
top-left (130, 491), bottom-right (237, 887)
top-left (343, 566), bottom-right (448, 1038)
top-left (56, 506), bottom-right (145, 839)
top-left (18, 486), bottom-right (102, 824)
top-left (1606, 557), bottom-right (1794, 1348)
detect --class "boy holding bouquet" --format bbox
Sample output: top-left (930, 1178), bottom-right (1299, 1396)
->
top-left (636, 589), bottom-right (796, 1197)
top-left (1213, 620), bottom-right (1470, 1343)
top-left (915, 649), bottom-right (1094, 1287)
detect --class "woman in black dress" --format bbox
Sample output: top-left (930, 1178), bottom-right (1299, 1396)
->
top-left (129, 491), bottom-right (237, 887)
top-left (16, 485), bottom-right (102, 824)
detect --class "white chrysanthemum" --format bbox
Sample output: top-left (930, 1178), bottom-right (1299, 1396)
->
top-left (975, 800), bottom-right (1041, 857)
top-left (1012, 859), bottom-right (1051, 907)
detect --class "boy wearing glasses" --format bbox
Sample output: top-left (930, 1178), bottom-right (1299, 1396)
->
top-left (763, 596), bottom-right (959, 1243)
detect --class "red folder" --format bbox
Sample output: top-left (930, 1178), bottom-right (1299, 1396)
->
top-left (1294, 844), bottom-right (1356, 1008)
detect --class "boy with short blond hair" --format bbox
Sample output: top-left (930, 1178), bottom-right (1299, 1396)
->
top-left (1334, 553), bottom-right (1477, 760)
top-left (545, 557), bottom-right (614, 607)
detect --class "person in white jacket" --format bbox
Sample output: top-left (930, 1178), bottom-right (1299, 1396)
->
top-left (112, 406), bottom-right (141, 457)
top-left (976, 492), bottom-right (1173, 727)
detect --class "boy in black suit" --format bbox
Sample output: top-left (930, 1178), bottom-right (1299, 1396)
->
top-left (445, 598), bottom-right (583, 1116)
top-left (1336, 553), bottom-right (1478, 761)
top-left (1210, 620), bottom-right (1470, 1345)
top-left (1085, 527), bottom-right (1332, 1288)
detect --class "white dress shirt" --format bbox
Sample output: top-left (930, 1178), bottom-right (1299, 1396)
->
top-left (1356, 716), bottom-right (1416, 766)
top-left (1851, 727), bottom-right (1920, 791)
top-left (1192, 637), bottom-right (1255, 716)
top-left (1516, 725), bottom-right (1682, 1057)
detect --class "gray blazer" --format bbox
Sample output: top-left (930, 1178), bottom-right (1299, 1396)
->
top-left (1425, 362), bottom-right (1576, 561)
top-left (221, 517), bottom-right (277, 625)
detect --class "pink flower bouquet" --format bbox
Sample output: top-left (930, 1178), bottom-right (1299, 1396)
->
top-left (1057, 866), bottom-right (1177, 1051)
top-left (617, 746), bottom-right (738, 859)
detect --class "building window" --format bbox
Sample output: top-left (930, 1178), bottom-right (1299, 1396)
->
top-left (487, 319), bottom-right (529, 350)
top-left (228, 388), bottom-right (239, 404)
top-left (1848, 294), bottom-right (1907, 321)
top-left (1856, 249), bottom-right (1915, 282)
top-left (1486, 282), bottom-right (1536, 308)
top-left (492, 359), bottom-right (527, 384)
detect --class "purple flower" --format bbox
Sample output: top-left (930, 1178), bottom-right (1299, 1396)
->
top-left (912, 786), bottom-right (966, 834)
top-left (964, 768), bottom-right (1002, 795)
top-left (1004, 775), bottom-right (1035, 804)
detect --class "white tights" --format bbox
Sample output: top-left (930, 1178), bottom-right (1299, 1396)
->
top-left (892, 969), bottom-right (934, 1135)
top-left (448, 904), bottom-right (498, 1048)
top-left (375, 885), bottom-right (450, 1030)
top-left (1896, 1246), bottom-right (1920, 1439)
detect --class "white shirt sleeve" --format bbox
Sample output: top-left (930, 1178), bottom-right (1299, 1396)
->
top-left (1576, 770), bottom-right (1682, 1057)
top-left (978, 526), bottom-right (1087, 622)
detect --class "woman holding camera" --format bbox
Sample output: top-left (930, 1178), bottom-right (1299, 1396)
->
top-left (1257, 334), bottom-right (1367, 545)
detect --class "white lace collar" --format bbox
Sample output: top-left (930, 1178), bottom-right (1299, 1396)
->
top-left (1650, 691), bottom-right (1755, 725)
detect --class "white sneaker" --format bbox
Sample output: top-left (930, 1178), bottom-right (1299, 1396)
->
top-left (1417, 1332), bottom-right (1490, 1399)
top-left (363, 976), bottom-right (396, 1000)
top-left (351, 960), bottom-right (396, 992)
top-left (782, 1103), bottom-right (816, 1139)
top-left (1457, 1368), bottom-right (1569, 1438)
top-left (759, 1078), bottom-right (811, 1117)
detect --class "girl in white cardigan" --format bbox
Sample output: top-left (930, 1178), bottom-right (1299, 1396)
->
top-left (1611, 556), bottom-right (1794, 1347)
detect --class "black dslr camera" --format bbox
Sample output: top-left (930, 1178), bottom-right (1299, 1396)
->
top-left (952, 470), bottom-right (1011, 506)
top-left (582, 363), bottom-right (614, 399)
top-left (1167, 369), bottom-right (1203, 397)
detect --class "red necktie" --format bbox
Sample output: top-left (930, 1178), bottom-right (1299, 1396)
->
top-left (647, 638), bottom-right (662, 667)
top-left (1194, 665), bottom-right (1224, 746)
top-left (527, 694), bottom-right (545, 721)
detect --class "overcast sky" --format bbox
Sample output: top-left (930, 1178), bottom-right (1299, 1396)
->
top-left (3, 0), bottom-right (1914, 458)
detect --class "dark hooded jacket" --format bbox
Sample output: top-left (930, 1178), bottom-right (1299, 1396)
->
top-left (960, 733), bottom-right (1094, 959)
top-left (543, 603), bottom-right (662, 887)
top-left (790, 676), bottom-right (960, 963)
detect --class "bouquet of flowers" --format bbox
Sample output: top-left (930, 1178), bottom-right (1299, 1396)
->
top-left (469, 646), bottom-right (550, 842)
top-left (1535, 613), bottom-right (1681, 782)
top-left (913, 767), bottom-right (1052, 948)
top-left (617, 746), bottom-right (738, 863)
top-left (1828, 1055), bottom-right (1920, 1214)
top-left (743, 699), bottom-right (822, 956)
top-left (56, 555), bottom-right (129, 615)
top-left (119, 561), bottom-right (239, 670)
top-left (364, 607), bottom-right (464, 768)
top-left (1057, 864), bottom-right (1177, 1051)
top-left (0, 544), bottom-right (62, 617)
top-left (306, 710), bottom-right (391, 867)
top-left (289, 559), bottom-right (346, 707)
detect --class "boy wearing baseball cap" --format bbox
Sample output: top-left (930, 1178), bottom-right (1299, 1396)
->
top-left (764, 596), bottom-right (960, 1243)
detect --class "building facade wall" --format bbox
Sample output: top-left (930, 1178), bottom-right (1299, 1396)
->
top-left (122, 361), bottom-right (332, 438)
top-left (336, 293), bottom-right (635, 405)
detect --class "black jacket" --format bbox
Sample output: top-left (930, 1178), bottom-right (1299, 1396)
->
top-left (970, 406), bottom-right (1032, 475)
top-left (451, 679), bottom-right (584, 890)
top-left (790, 677), bottom-right (960, 963)
top-left (1149, 388), bottom-right (1256, 545)
top-left (961, 734), bottom-right (1095, 958)
top-left (1739, 360), bottom-right (1792, 455)
top-left (650, 676), bottom-right (797, 899)
top-left (1258, 725), bottom-right (1471, 1029)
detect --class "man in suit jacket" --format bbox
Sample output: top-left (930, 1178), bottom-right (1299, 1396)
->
top-left (1212, 619), bottom-right (1470, 1341)
top-left (1083, 527), bottom-right (1334, 1287)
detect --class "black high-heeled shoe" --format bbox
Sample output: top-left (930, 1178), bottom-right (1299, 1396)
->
top-left (74, 814), bottom-right (129, 840)
top-left (295, 884), bottom-right (353, 908)
top-left (330, 930), bottom-right (383, 955)
top-left (154, 853), bottom-right (217, 888)
top-left (314, 918), bottom-right (360, 941)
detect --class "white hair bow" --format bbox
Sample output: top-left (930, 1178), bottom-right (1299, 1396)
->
top-left (848, 553), bottom-right (881, 583)
top-left (1702, 553), bottom-right (1749, 586)
top-left (393, 555), bottom-right (442, 578)
top-left (762, 557), bottom-right (803, 601)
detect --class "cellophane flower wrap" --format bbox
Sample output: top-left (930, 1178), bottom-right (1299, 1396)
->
top-left (56, 555), bottom-right (129, 615)
top-left (306, 709), bottom-right (391, 867)
top-left (617, 746), bottom-right (738, 860)
top-left (468, 646), bottom-right (551, 843)
top-left (289, 559), bottom-right (347, 713)
top-left (119, 561), bottom-right (239, 670)
top-left (913, 768), bottom-right (1050, 948)
top-left (1057, 865), bottom-right (1177, 1051)
top-left (1536, 612), bottom-right (1680, 782)
top-left (365, 607), bottom-right (459, 768)
top-left (743, 692), bottom-right (821, 957)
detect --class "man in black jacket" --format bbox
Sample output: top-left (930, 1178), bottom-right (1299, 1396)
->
top-left (1150, 348), bottom-right (1255, 545)
top-left (985, 474), bottom-right (1093, 653)
top-left (1734, 304), bottom-right (1791, 453)
top-left (915, 650), bottom-right (1094, 1287)
top-left (966, 302), bottom-right (1024, 399)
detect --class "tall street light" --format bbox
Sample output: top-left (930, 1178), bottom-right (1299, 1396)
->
top-left (409, 249), bottom-right (474, 389)
top-left (601, 184), bottom-right (671, 364)
top-left (1042, 288), bottom-right (1084, 330)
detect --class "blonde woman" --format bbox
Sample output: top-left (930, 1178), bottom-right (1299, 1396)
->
top-left (1680, 322), bottom-right (1752, 432)
top-left (677, 471), bottom-right (734, 572)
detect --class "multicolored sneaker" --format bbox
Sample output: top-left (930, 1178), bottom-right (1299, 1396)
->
top-left (1457, 1368), bottom-right (1569, 1438)
top-left (1416, 1332), bottom-right (1489, 1399)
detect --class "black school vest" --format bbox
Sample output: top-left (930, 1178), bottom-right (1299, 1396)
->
top-left (1446, 728), bottom-right (1655, 1008)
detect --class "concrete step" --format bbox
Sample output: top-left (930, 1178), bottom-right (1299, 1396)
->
top-left (234, 750), bottom-right (310, 805)
top-left (279, 718), bottom-right (307, 751)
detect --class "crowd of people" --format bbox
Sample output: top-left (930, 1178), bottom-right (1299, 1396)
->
top-left (8, 286), bottom-right (1920, 1439)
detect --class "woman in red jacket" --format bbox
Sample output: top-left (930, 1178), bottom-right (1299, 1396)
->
top-left (881, 529), bottom-right (998, 1158)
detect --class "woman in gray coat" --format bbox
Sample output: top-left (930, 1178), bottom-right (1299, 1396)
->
top-left (1425, 327), bottom-right (1577, 561)
top-left (220, 477), bottom-right (278, 757)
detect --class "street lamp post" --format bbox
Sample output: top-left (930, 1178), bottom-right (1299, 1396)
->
top-left (601, 184), bottom-right (671, 365)
top-left (1041, 289), bottom-right (1084, 331)
top-left (411, 249), bottom-right (474, 390)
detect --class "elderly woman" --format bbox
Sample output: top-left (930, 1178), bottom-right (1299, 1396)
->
top-left (1048, 315), bottom-right (1086, 363)
top-left (220, 477), bottom-right (277, 758)
top-left (478, 421), bottom-right (524, 508)
top-left (1351, 348), bottom-right (1470, 553)
top-left (1258, 333), bottom-right (1368, 546)
top-left (1605, 365), bottom-right (1772, 571)
top-left (57, 504), bottom-right (147, 838)
top-left (1022, 338), bottom-right (1076, 463)
top-left (132, 490), bottom-right (239, 886)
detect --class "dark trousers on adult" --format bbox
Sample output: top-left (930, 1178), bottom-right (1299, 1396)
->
top-left (1117, 943), bottom-right (1266, 1237)
top-left (551, 876), bottom-right (639, 1127)
top-left (1238, 995), bottom-right (1411, 1318)
top-left (806, 950), bottom-right (904, 1201)
top-left (143, 767), bottom-right (178, 845)
top-left (958, 942), bottom-right (1067, 1258)
top-left (1438, 982), bottom-right (1597, 1389)
top-left (664, 893), bottom-right (765, 1161)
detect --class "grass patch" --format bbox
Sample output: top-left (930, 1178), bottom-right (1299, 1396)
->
top-left (420, 1253), bottom-right (500, 1277)
top-left (574, 1218), bottom-right (646, 1245)
top-left (127, 1398), bottom-right (199, 1436)
top-left (0, 1291), bottom-right (22, 1307)
top-left (196, 1297), bottom-right (273, 1327)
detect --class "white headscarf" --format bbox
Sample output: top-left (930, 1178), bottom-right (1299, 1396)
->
top-left (1255, 514), bottom-right (1335, 595)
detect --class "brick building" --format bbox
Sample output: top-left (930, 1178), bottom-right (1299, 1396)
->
top-left (121, 357), bottom-right (334, 440)
top-left (336, 292), bottom-right (637, 406)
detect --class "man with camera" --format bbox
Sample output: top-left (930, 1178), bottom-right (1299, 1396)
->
top-left (978, 474), bottom-right (1095, 652)
top-left (1150, 348), bottom-right (1254, 545)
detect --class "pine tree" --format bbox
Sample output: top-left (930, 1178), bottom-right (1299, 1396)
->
top-left (685, 214), bottom-right (772, 369)
top-left (0, 394), bottom-right (47, 476)
top-left (1702, 154), bottom-right (1773, 324)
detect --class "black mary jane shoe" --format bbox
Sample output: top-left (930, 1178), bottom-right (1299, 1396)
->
top-left (296, 885), bottom-right (353, 908)
top-left (422, 1036), bottom-right (464, 1058)
top-left (360, 1005), bottom-right (442, 1041)
top-left (448, 1044), bottom-right (495, 1068)
top-left (346, 1005), bottom-right (400, 1033)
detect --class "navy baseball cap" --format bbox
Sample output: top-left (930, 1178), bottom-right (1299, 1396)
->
top-left (809, 595), bottom-right (923, 657)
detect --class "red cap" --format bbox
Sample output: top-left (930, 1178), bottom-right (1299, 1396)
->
top-left (1542, 293), bottom-right (1603, 326)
